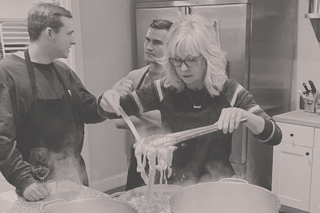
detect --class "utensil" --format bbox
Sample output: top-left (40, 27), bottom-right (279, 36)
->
top-left (303, 82), bottom-right (310, 94)
top-left (169, 178), bottom-right (281, 213)
top-left (56, 168), bottom-right (81, 201)
top-left (118, 107), bottom-right (141, 142)
top-left (29, 147), bottom-right (50, 183)
top-left (309, 80), bottom-right (317, 94)
top-left (153, 117), bottom-right (248, 147)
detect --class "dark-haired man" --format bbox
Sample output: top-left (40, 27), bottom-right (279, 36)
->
top-left (0, 3), bottom-right (106, 201)
top-left (112, 19), bottom-right (173, 190)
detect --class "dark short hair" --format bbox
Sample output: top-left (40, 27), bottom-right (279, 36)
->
top-left (27, 3), bottom-right (73, 41)
top-left (150, 19), bottom-right (173, 31)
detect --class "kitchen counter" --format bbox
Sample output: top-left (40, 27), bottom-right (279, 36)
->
top-left (273, 109), bottom-right (320, 128)
top-left (0, 181), bottom-right (109, 213)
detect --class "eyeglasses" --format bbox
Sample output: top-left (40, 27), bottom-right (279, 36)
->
top-left (169, 55), bottom-right (203, 68)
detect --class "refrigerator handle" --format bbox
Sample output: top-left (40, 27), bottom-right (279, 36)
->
top-left (186, 6), bottom-right (191, 14)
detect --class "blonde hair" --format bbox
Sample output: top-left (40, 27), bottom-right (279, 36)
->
top-left (162, 14), bottom-right (227, 96)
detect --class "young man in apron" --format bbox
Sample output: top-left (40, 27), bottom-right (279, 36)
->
top-left (112, 19), bottom-right (173, 190)
top-left (0, 3), bottom-right (106, 201)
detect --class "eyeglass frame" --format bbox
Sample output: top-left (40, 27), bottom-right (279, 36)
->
top-left (169, 55), bottom-right (204, 68)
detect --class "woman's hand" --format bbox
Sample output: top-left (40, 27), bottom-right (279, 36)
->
top-left (217, 107), bottom-right (246, 134)
top-left (217, 107), bottom-right (265, 135)
top-left (100, 89), bottom-right (121, 116)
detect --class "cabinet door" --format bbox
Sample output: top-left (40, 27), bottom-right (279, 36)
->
top-left (272, 142), bottom-right (313, 211)
top-left (310, 148), bottom-right (320, 213)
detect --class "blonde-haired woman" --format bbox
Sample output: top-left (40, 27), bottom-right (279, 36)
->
top-left (164, 14), bottom-right (227, 96)
top-left (99, 14), bottom-right (282, 187)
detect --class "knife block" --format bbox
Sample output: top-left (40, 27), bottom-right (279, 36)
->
top-left (304, 93), bottom-right (315, 113)
top-left (314, 93), bottom-right (320, 115)
top-left (299, 96), bottom-right (305, 110)
top-left (300, 92), bottom-right (320, 113)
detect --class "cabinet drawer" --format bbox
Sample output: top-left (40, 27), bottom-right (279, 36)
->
top-left (278, 122), bottom-right (314, 147)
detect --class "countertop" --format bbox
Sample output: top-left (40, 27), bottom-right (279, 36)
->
top-left (273, 109), bottom-right (320, 128)
top-left (0, 180), bottom-right (109, 213)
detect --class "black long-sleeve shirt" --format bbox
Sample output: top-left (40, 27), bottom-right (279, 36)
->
top-left (0, 53), bottom-right (105, 195)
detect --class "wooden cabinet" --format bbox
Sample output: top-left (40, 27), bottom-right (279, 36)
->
top-left (273, 110), bottom-right (320, 213)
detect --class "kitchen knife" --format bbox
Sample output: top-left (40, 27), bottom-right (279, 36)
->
top-left (303, 83), bottom-right (310, 94)
top-left (309, 80), bottom-right (317, 94)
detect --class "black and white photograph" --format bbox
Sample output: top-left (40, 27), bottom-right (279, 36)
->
top-left (0, 0), bottom-right (319, 213)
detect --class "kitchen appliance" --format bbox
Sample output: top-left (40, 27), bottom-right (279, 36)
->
top-left (169, 178), bottom-right (281, 213)
top-left (40, 198), bottom-right (138, 213)
top-left (135, 0), bottom-right (297, 189)
top-left (141, 118), bottom-right (247, 147)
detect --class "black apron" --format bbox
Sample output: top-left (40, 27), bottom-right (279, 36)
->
top-left (165, 96), bottom-right (235, 185)
top-left (126, 68), bottom-right (155, 190)
top-left (126, 68), bottom-right (170, 190)
top-left (15, 50), bottom-right (88, 185)
top-left (126, 89), bottom-right (234, 190)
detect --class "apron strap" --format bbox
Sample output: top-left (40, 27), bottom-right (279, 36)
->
top-left (52, 64), bottom-right (81, 116)
top-left (52, 64), bottom-right (72, 101)
top-left (136, 67), bottom-right (150, 90)
top-left (24, 50), bottom-right (38, 98)
top-left (24, 49), bottom-right (72, 101)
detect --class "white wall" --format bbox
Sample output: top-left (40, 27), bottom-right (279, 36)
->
top-left (0, 0), bottom-right (51, 19)
top-left (293, 0), bottom-right (320, 110)
top-left (71, 0), bottom-right (137, 191)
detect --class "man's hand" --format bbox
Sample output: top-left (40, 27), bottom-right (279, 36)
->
top-left (112, 76), bottom-right (133, 96)
top-left (23, 182), bottom-right (51, 201)
top-left (100, 89), bottom-right (121, 115)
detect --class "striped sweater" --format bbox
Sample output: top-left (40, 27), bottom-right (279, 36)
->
top-left (100, 78), bottom-right (282, 145)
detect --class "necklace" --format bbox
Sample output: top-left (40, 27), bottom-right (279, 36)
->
top-left (186, 89), bottom-right (207, 109)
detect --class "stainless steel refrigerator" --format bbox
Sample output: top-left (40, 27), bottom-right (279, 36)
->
top-left (135, 0), bottom-right (297, 189)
